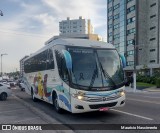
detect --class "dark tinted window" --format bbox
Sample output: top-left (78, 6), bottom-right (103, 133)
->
top-left (38, 50), bottom-right (47, 71)
top-left (127, 5), bottom-right (135, 13)
top-left (55, 45), bottom-right (69, 83)
top-left (150, 38), bottom-right (156, 41)
top-left (150, 14), bottom-right (156, 18)
top-left (150, 3), bottom-right (156, 7)
top-left (24, 49), bottom-right (54, 73)
top-left (150, 60), bottom-right (155, 63)
top-left (150, 49), bottom-right (155, 52)
top-left (150, 26), bottom-right (156, 30)
top-left (46, 49), bottom-right (54, 70)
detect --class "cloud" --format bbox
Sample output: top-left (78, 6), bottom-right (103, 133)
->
top-left (0, 0), bottom-right (107, 72)
top-left (41, 0), bottom-right (106, 28)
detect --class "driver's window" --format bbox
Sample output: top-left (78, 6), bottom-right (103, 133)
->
top-left (55, 49), bottom-right (69, 84)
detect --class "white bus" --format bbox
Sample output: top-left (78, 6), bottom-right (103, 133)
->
top-left (23, 38), bottom-right (126, 113)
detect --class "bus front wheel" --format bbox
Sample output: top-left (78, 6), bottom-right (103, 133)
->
top-left (52, 92), bottom-right (63, 113)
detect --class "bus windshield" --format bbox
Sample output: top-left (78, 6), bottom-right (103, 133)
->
top-left (67, 47), bottom-right (124, 91)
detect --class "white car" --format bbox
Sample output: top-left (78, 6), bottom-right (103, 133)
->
top-left (0, 83), bottom-right (12, 101)
top-left (20, 82), bottom-right (27, 91)
top-left (7, 80), bottom-right (16, 87)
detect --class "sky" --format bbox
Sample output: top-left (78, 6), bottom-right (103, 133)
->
top-left (0, 0), bottom-right (107, 73)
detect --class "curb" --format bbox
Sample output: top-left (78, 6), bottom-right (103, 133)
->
top-left (144, 89), bottom-right (160, 92)
top-left (125, 87), bottom-right (160, 92)
top-left (13, 95), bottom-right (75, 133)
top-left (143, 86), bottom-right (160, 92)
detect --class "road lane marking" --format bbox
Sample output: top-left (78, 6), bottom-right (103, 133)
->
top-left (127, 98), bottom-right (160, 105)
top-left (111, 109), bottom-right (153, 121)
top-left (13, 117), bottom-right (40, 123)
top-left (0, 108), bottom-right (26, 114)
top-left (127, 94), bottom-right (160, 99)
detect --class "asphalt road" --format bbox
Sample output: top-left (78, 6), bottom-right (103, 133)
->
top-left (13, 87), bottom-right (160, 133)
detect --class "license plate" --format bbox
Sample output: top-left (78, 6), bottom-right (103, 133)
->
top-left (99, 107), bottom-right (109, 111)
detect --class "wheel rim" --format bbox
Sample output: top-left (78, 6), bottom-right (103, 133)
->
top-left (2, 93), bottom-right (6, 100)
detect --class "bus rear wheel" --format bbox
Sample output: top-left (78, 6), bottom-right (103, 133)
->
top-left (53, 93), bottom-right (63, 113)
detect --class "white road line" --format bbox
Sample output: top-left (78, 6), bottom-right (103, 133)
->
top-left (127, 98), bottom-right (160, 105)
top-left (0, 108), bottom-right (26, 114)
top-left (13, 117), bottom-right (40, 123)
top-left (127, 94), bottom-right (160, 99)
top-left (111, 109), bottom-right (153, 121)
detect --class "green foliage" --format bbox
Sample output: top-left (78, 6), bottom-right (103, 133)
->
top-left (153, 70), bottom-right (160, 77)
top-left (136, 74), bottom-right (159, 85)
top-left (156, 78), bottom-right (160, 88)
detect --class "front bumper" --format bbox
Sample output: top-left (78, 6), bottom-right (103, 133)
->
top-left (71, 94), bottom-right (125, 113)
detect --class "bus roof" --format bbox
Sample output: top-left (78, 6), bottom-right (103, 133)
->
top-left (24, 38), bottom-right (115, 61)
top-left (48, 38), bottom-right (114, 48)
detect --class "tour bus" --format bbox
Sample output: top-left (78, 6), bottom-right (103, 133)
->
top-left (23, 37), bottom-right (126, 113)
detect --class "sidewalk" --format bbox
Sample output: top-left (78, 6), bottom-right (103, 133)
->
top-left (125, 86), bottom-right (160, 92)
top-left (125, 86), bottom-right (143, 92)
top-left (0, 91), bottom-right (74, 133)
top-left (143, 86), bottom-right (160, 92)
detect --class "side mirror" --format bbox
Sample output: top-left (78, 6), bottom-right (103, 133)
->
top-left (119, 54), bottom-right (126, 68)
top-left (62, 50), bottom-right (72, 70)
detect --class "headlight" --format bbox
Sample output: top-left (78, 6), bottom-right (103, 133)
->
top-left (119, 90), bottom-right (125, 96)
top-left (72, 94), bottom-right (88, 101)
top-left (77, 95), bottom-right (83, 100)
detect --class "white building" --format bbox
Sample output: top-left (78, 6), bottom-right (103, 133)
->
top-left (59, 16), bottom-right (94, 35)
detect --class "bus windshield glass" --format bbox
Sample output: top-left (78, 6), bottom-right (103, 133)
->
top-left (67, 47), bottom-right (124, 91)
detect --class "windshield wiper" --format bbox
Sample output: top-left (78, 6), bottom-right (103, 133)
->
top-left (89, 68), bottom-right (98, 90)
top-left (99, 61), bottom-right (117, 89)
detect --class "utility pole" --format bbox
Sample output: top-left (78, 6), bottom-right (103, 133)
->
top-left (1, 54), bottom-right (8, 78)
top-left (133, 34), bottom-right (136, 92)
top-left (0, 10), bottom-right (3, 16)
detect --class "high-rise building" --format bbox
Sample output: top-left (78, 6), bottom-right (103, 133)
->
top-left (59, 16), bottom-right (94, 35)
top-left (107, 0), bottom-right (160, 75)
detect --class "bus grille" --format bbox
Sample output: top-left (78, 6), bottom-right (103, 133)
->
top-left (89, 102), bottom-right (117, 109)
top-left (87, 95), bottom-right (121, 102)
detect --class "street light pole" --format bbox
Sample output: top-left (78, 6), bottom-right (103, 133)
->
top-left (0, 10), bottom-right (3, 16)
top-left (133, 34), bottom-right (136, 92)
top-left (1, 54), bottom-right (8, 78)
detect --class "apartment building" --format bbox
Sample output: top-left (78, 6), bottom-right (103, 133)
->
top-left (59, 16), bottom-right (94, 35)
top-left (107, 0), bottom-right (160, 75)
top-left (59, 16), bottom-right (102, 41)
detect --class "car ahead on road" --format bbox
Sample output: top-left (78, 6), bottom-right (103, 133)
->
top-left (7, 80), bottom-right (16, 87)
top-left (1, 82), bottom-right (11, 89)
top-left (19, 82), bottom-right (26, 91)
top-left (0, 83), bottom-right (12, 101)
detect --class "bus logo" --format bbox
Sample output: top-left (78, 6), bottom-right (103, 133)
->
top-left (103, 97), bottom-right (106, 101)
top-left (2, 125), bottom-right (11, 130)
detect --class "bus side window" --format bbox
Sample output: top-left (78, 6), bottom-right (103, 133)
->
top-left (47, 49), bottom-right (55, 70)
top-left (55, 49), bottom-right (69, 84)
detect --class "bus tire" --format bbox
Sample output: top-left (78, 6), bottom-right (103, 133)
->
top-left (31, 88), bottom-right (38, 102)
top-left (52, 92), bottom-right (63, 113)
top-left (0, 93), bottom-right (7, 101)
